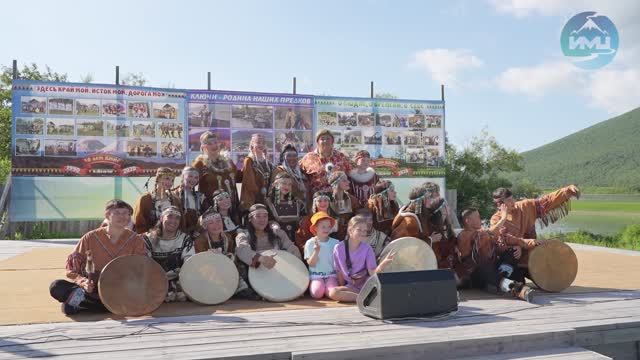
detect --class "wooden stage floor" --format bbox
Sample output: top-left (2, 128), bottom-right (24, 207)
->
top-left (1, 240), bottom-right (639, 359)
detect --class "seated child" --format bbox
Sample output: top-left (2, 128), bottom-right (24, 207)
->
top-left (329, 215), bottom-right (395, 302)
top-left (304, 212), bottom-right (340, 299)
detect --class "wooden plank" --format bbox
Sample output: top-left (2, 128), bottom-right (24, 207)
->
top-left (457, 346), bottom-right (611, 359)
top-left (0, 293), bottom-right (638, 359)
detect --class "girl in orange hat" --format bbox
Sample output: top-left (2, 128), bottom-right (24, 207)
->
top-left (304, 212), bottom-right (340, 299)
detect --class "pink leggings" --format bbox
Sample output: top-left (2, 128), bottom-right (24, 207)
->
top-left (309, 277), bottom-right (338, 299)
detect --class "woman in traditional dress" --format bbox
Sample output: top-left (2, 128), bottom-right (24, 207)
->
top-left (144, 206), bottom-right (195, 302)
top-left (192, 131), bottom-right (240, 211)
top-left (240, 133), bottom-right (274, 214)
top-left (265, 172), bottom-right (306, 242)
top-left (367, 179), bottom-right (400, 236)
top-left (133, 167), bottom-right (181, 234)
top-left (235, 204), bottom-right (302, 299)
top-left (273, 144), bottom-right (307, 211)
top-left (327, 167), bottom-right (360, 240)
top-left (349, 150), bottom-right (379, 208)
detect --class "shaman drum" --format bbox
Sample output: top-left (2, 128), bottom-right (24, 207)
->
top-left (98, 255), bottom-right (168, 316)
top-left (248, 250), bottom-right (309, 302)
top-left (179, 251), bottom-right (239, 305)
top-left (379, 237), bottom-right (438, 273)
top-left (528, 240), bottom-right (578, 292)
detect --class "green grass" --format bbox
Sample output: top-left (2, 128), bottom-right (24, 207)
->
top-left (576, 186), bottom-right (640, 195)
top-left (11, 222), bottom-right (82, 240)
top-left (571, 200), bottom-right (640, 213)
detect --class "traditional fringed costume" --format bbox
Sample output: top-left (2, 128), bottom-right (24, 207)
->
top-left (235, 207), bottom-right (302, 268)
top-left (455, 207), bottom-right (538, 301)
top-left (193, 211), bottom-right (249, 295)
top-left (365, 227), bottom-right (389, 259)
top-left (489, 185), bottom-right (580, 268)
top-left (144, 207), bottom-right (195, 303)
top-left (192, 131), bottom-right (240, 211)
top-left (455, 227), bottom-right (532, 300)
top-left (49, 217), bottom-right (146, 314)
top-left (133, 167), bottom-right (182, 234)
top-left (265, 172), bottom-right (306, 243)
top-left (349, 150), bottom-right (379, 208)
top-left (367, 180), bottom-right (400, 236)
top-left (210, 190), bottom-right (241, 236)
top-left (235, 205), bottom-right (302, 299)
top-left (327, 168), bottom-right (360, 241)
top-left (299, 129), bottom-right (352, 194)
top-left (240, 134), bottom-right (274, 213)
top-left (172, 166), bottom-right (210, 236)
top-left (390, 182), bottom-right (457, 269)
top-left (273, 144), bottom-right (308, 211)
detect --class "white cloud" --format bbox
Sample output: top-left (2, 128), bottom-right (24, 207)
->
top-left (489, 0), bottom-right (640, 66)
top-left (496, 61), bottom-right (583, 97)
top-left (585, 68), bottom-right (640, 113)
top-left (409, 49), bottom-right (483, 88)
top-left (489, 0), bottom-right (573, 17)
top-left (491, 0), bottom-right (640, 113)
top-left (496, 61), bottom-right (639, 113)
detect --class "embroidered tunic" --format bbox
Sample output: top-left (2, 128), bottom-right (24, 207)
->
top-left (240, 156), bottom-right (274, 212)
top-left (192, 154), bottom-right (240, 208)
top-left (299, 149), bottom-right (352, 194)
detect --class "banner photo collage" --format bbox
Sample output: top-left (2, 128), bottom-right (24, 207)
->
top-left (315, 96), bottom-right (445, 177)
top-left (187, 91), bottom-right (314, 170)
top-left (12, 81), bottom-right (444, 177)
top-left (11, 81), bottom-right (187, 176)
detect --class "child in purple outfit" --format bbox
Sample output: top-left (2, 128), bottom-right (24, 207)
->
top-left (329, 215), bottom-right (395, 302)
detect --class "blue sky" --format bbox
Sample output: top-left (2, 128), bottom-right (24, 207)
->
top-left (4, 0), bottom-right (639, 152)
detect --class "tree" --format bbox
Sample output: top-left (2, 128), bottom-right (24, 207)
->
top-left (80, 73), bottom-right (94, 83)
top-left (374, 92), bottom-right (398, 99)
top-left (445, 129), bottom-right (524, 220)
top-left (120, 72), bottom-right (147, 86)
top-left (0, 63), bottom-right (67, 161)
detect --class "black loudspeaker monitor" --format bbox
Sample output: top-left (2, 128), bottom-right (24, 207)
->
top-left (356, 269), bottom-right (458, 320)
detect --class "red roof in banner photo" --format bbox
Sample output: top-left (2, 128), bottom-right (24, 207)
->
top-left (13, 153), bottom-right (183, 177)
top-left (370, 158), bottom-right (417, 177)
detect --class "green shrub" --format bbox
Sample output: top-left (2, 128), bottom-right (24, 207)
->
top-left (0, 157), bottom-right (9, 185)
top-left (619, 224), bottom-right (640, 249)
top-left (546, 224), bottom-right (640, 251)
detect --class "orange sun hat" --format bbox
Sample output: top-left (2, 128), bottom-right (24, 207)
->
top-left (309, 211), bottom-right (336, 235)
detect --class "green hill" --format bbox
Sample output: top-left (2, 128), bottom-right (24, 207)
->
top-left (508, 107), bottom-right (640, 192)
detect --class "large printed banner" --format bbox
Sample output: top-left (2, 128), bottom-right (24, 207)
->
top-left (11, 80), bottom-right (187, 176)
top-left (314, 96), bottom-right (445, 177)
top-left (187, 90), bottom-right (314, 169)
top-left (10, 81), bottom-right (446, 221)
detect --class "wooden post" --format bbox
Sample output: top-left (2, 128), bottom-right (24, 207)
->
top-left (12, 60), bottom-right (17, 80)
top-left (115, 66), bottom-right (120, 85)
top-left (207, 72), bottom-right (211, 90)
top-left (370, 81), bottom-right (374, 98)
top-left (293, 77), bottom-right (297, 94)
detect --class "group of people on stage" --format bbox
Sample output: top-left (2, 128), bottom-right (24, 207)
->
top-left (49, 128), bottom-right (581, 315)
